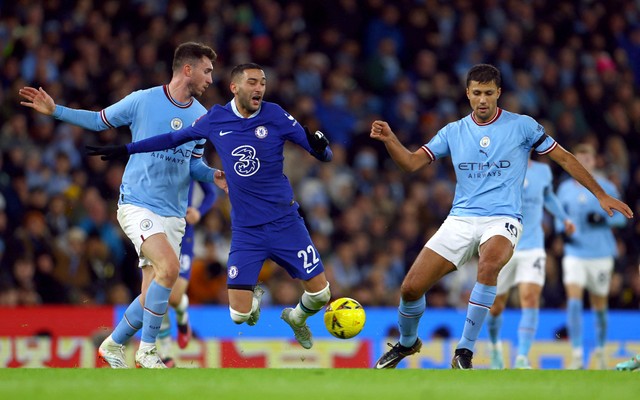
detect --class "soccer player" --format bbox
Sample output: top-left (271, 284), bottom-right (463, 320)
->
top-left (369, 64), bottom-right (633, 369)
top-left (555, 143), bottom-right (627, 370)
top-left (486, 159), bottom-right (576, 369)
top-left (87, 63), bottom-right (333, 349)
top-left (157, 180), bottom-right (217, 367)
top-left (19, 42), bottom-right (224, 368)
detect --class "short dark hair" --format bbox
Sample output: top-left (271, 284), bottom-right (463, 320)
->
top-left (466, 64), bottom-right (501, 88)
top-left (172, 42), bottom-right (217, 73)
top-left (230, 63), bottom-right (263, 81)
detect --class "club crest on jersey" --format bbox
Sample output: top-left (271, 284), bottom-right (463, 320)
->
top-left (140, 219), bottom-right (153, 231)
top-left (480, 136), bottom-right (490, 148)
top-left (255, 126), bottom-right (268, 139)
top-left (171, 118), bottom-right (183, 130)
top-left (228, 265), bottom-right (238, 279)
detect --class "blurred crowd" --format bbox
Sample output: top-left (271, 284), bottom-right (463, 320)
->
top-left (1, 0), bottom-right (639, 311)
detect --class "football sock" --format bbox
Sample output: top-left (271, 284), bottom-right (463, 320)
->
top-left (112, 295), bottom-right (143, 344)
top-left (567, 298), bottom-right (583, 350)
top-left (398, 297), bottom-right (426, 348)
top-left (457, 282), bottom-right (496, 351)
top-left (290, 283), bottom-right (331, 325)
top-left (487, 313), bottom-right (503, 345)
top-left (595, 309), bottom-right (607, 349)
top-left (175, 294), bottom-right (189, 325)
top-left (517, 308), bottom-right (538, 357)
top-left (158, 313), bottom-right (171, 338)
top-left (141, 280), bottom-right (171, 344)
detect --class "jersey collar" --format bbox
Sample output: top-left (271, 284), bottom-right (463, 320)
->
top-left (471, 107), bottom-right (502, 126)
top-left (230, 98), bottom-right (261, 119)
top-left (163, 85), bottom-right (193, 108)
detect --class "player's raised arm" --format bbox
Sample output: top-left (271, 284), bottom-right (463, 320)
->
top-left (86, 121), bottom-right (208, 160)
top-left (547, 144), bottom-right (633, 218)
top-left (370, 120), bottom-right (430, 172)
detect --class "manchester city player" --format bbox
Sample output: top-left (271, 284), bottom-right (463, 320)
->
top-left (157, 179), bottom-right (218, 367)
top-left (486, 159), bottom-right (575, 370)
top-left (20, 42), bottom-right (224, 368)
top-left (369, 64), bottom-right (633, 369)
top-left (556, 143), bottom-right (627, 369)
top-left (88, 63), bottom-right (333, 349)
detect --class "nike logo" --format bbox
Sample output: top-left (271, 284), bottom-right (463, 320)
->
top-left (219, 130), bottom-right (233, 136)
top-left (305, 265), bottom-right (318, 274)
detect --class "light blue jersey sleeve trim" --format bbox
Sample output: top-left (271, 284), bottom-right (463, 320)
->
top-left (52, 105), bottom-right (112, 131)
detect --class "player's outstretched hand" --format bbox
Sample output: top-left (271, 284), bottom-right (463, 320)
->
top-left (85, 144), bottom-right (129, 161)
top-left (598, 195), bottom-right (634, 219)
top-left (214, 169), bottom-right (228, 195)
top-left (18, 86), bottom-right (56, 115)
top-left (304, 126), bottom-right (329, 154)
top-left (370, 120), bottom-right (395, 142)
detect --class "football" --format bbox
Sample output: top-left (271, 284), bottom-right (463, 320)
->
top-left (323, 297), bottom-right (366, 339)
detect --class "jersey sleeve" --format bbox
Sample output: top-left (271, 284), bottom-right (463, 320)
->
top-left (523, 116), bottom-right (557, 155)
top-left (127, 111), bottom-right (211, 154)
top-left (282, 107), bottom-right (333, 161)
top-left (196, 181), bottom-right (217, 215)
top-left (189, 155), bottom-right (216, 183)
top-left (423, 127), bottom-right (450, 161)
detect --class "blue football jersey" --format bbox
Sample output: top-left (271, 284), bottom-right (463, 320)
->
top-left (555, 175), bottom-right (626, 258)
top-left (423, 108), bottom-right (556, 220)
top-left (517, 161), bottom-right (568, 250)
top-left (128, 100), bottom-right (327, 227)
top-left (54, 85), bottom-right (208, 217)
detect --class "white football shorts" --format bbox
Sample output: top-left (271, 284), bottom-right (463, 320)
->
top-left (562, 255), bottom-right (614, 297)
top-left (117, 203), bottom-right (186, 268)
top-left (496, 248), bottom-right (546, 295)
top-left (426, 216), bottom-right (522, 268)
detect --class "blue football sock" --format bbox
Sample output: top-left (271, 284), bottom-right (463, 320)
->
top-left (487, 313), bottom-right (503, 345)
top-left (158, 313), bottom-right (171, 339)
top-left (141, 280), bottom-right (171, 344)
top-left (517, 308), bottom-right (538, 357)
top-left (112, 295), bottom-right (143, 344)
top-left (595, 309), bottom-right (607, 348)
top-left (398, 296), bottom-right (426, 348)
top-left (567, 298), bottom-right (583, 350)
top-left (457, 283), bottom-right (497, 351)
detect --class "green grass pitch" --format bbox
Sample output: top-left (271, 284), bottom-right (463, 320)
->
top-left (1, 369), bottom-right (638, 400)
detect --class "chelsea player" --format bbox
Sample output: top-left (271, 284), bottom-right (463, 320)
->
top-left (486, 159), bottom-right (575, 369)
top-left (20, 42), bottom-right (223, 368)
top-left (88, 63), bottom-right (333, 349)
top-left (555, 143), bottom-right (627, 369)
top-left (369, 64), bottom-right (633, 369)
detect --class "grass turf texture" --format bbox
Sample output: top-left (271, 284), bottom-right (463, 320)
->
top-left (1, 369), bottom-right (638, 400)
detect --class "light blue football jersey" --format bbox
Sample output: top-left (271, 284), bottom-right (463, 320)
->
top-left (53, 85), bottom-right (208, 217)
top-left (128, 100), bottom-right (332, 227)
top-left (423, 108), bottom-right (556, 220)
top-left (555, 174), bottom-right (626, 258)
top-left (517, 161), bottom-right (568, 250)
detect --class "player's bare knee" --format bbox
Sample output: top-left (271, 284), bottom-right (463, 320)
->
top-left (477, 266), bottom-right (500, 285)
top-left (229, 307), bottom-right (251, 324)
top-left (400, 281), bottom-right (423, 301)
